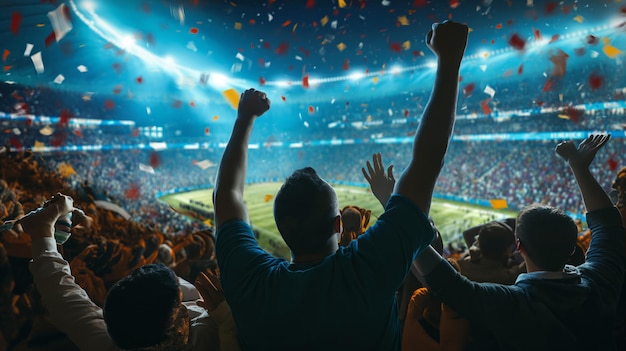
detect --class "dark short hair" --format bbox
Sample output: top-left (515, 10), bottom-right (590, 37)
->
top-left (516, 204), bottom-right (577, 271)
top-left (103, 263), bottom-right (180, 349)
top-left (274, 167), bottom-right (338, 256)
top-left (478, 221), bottom-right (515, 260)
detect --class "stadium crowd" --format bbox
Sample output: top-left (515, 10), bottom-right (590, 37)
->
top-left (0, 20), bottom-right (624, 351)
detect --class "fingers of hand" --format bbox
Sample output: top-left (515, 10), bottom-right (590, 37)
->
top-left (366, 161), bottom-right (374, 178)
top-left (362, 167), bottom-right (372, 183)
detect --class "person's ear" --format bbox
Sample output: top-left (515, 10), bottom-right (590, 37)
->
top-left (334, 215), bottom-right (341, 234)
top-left (361, 209), bottom-right (371, 229)
top-left (515, 239), bottom-right (522, 253)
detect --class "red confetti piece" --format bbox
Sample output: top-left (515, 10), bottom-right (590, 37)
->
top-left (403, 109), bottom-right (409, 117)
top-left (249, 19), bottom-right (256, 25)
top-left (480, 99), bottom-right (492, 115)
top-left (59, 109), bottom-right (72, 127)
top-left (563, 106), bottom-right (583, 123)
top-left (343, 59), bottom-right (350, 70)
top-left (149, 152), bottom-right (161, 168)
top-left (73, 129), bottom-right (82, 137)
top-left (389, 42), bottom-right (403, 52)
top-left (449, 0), bottom-right (459, 9)
top-left (112, 85), bottom-right (122, 94)
top-left (9, 138), bottom-right (22, 149)
top-left (172, 100), bottom-right (182, 108)
top-left (125, 184), bottom-right (141, 200)
top-left (104, 100), bottom-right (115, 109)
top-left (10, 12), bottom-right (22, 36)
top-left (298, 47), bottom-right (311, 57)
top-left (586, 35), bottom-right (599, 45)
top-left (136, 76), bottom-right (143, 84)
top-left (549, 49), bottom-right (569, 77)
top-left (306, 0), bottom-right (315, 8)
top-left (542, 78), bottom-right (553, 92)
top-left (302, 75), bottom-right (310, 88)
top-left (263, 42), bottom-right (271, 49)
top-left (589, 72), bottom-right (604, 90)
top-left (508, 33), bottom-right (526, 51)
top-left (204, 127), bottom-right (210, 135)
top-left (533, 28), bottom-right (542, 41)
top-left (45, 31), bottom-right (56, 48)
top-left (259, 77), bottom-right (266, 86)
top-left (131, 128), bottom-right (139, 137)
top-left (561, 6), bottom-right (570, 15)
top-left (495, 23), bottom-right (502, 29)
top-left (3, 66), bottom-right (12, 71)
top-left (545, 2), bottom-right (558, 14)
top-left (413, 0), bottom-right (427, 6)
top-left (50, 132), bottom-right (67, 147)
top-left (548, 34), bottom-right (559, 44)
top-left (281, 20), bottom-right (291, 27)
top-left (2, 49), bottom-right (9, 62)
top-left (609, 156), bottom-right (619, 172)
top-left (281, 96), bottom-right (286, 101)
top-left (536, 101), bottom-right (544, 107)
top-left (463, 83), bottom-right (475, 97)
top-left (25, 118), bottom-right (32, 126)
top-left (308, 105), bottom-right (314, 113)
top-left (190, 101), bottom-right (196, 108)
top-left (517, 64), bottom-right (524, 75)
top-left (275, 42), bottom-right (289, 55)
top-left (190, 27), bottom-right (199, 34)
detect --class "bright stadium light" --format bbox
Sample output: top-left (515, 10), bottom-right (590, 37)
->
top-left (348, 71), bottom-right (365, 81)
top-left (82, 1), bottom-right (95, 13)
top-left (390, 65), bottom-right (402, 75)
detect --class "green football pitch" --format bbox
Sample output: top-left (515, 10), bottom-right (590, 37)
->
top-left (160, 183), bottom-right (516, 259)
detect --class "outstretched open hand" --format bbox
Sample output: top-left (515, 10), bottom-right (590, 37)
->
top-left (362, 153), bottom-right (395, 207)
top-left (194, 270), bottom-right (225, 313)
top-left (556, 134), bottom-right (610, 169)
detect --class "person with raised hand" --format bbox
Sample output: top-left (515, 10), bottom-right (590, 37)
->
top-left (21, 193), bottom-right (240, 351)
top-left (213, 20), bottom-right (468, 350)
top-left (412, 134), bottom-right (626, 350)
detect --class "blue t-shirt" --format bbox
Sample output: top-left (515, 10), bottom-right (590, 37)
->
top-left (216, 195), bottom-right (435, 350)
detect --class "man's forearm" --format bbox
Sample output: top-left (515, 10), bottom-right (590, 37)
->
top-left (571, 166), bottom-right (614, 212)
top-left (397, 61), bottom-right (461, 213)
top-left (214, 118), bottom-right (254, 227)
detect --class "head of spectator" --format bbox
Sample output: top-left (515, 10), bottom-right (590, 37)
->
top-left (273, 167), bottom-right (340, 260)
top-left (477, 221), bottom-right (515, 264)
top-left (611, 167), bottom-right (626, 209)
top-left (515, 204), bottom-right (578, 271)
top-left (103, 263), bottom-right (189, 350)
top-left (339, 205), bottom-right (371, 247)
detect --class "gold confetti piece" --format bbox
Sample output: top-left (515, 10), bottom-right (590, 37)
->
top-left (36, 23), bottom-right (45, 27)
top-left (212, 115), bottom-right (219, 121)
top-left (557, 114), bottom-right (570, 120)
top-left (489, 199), bottom-right (508, 209)
top-left (366, 115), bottom-right (372, 122)
top-left (602, 37), bottom-right (611, 45)
top-left (372, 76), bottom-right (379, 84)
top-left (264, 194), bottom-right (274, 202)
top-left (603, 44), bottom-right (622, 58)
top-left (337, 42), bottom-right (346, 51)
top-left (58, 163), bottom-right (76, 178)
top-left (321, 16), bottom-right (328, 26)
top-left (234, 22), bottom-right (242, 30)
top-left (397, 16), bottom-right (409, 26)
top-left (292, 23), bottom-right (298, 32)
top-left (338, 0), bottom-right (347, 8)
top-left (402, 40), bottom-right (411, 50)
top-left (34, 140), bottom-right (45, 150)
top-left (573, 15), bottom-right (584, 23)
top-left (222, 88), bottom-right (241, 110)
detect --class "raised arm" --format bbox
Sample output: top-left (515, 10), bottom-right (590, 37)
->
top-left (555, 134), bottom-right (613, 212)
top-left (213, 89), bottom-right (270, 229)
top-left (394, 20), bottom-right (468, 214)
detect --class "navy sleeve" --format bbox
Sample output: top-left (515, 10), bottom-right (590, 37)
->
top-left (215, 220), bottom-right (284, 300)
top-left (578, 207), bottom-right (626, 304)
top-left (347, 195), bottom-right (435, 292)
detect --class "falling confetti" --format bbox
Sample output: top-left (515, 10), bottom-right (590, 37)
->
top-left (463, 83), bottom-right (475, 97)
top-left (508, 33), bottom-right (527, 51)
top-left (549, 49), bottom-right (569, 77)
top-left (264, 194), bottom-right (274, 202)
top-left (11, 12), bottom-right (22, 36)
top-left (2, 50), bottom-right (9, 62)
top-left (602, 44), bottom-right (622, 59)
top-left (302, 75), bottom-right (310, 88)
top-left (589, 72), bottom-right (604, 90)
top-left (222, 88), bottom-right (241, 109)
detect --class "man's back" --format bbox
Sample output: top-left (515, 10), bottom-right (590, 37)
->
top-left (216, 196), bottom-right (435, 350)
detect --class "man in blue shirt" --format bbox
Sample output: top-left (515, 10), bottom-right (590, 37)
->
top-left (213, 21), bottom-right (469, 350)
top-left (412, 134), bottom-right (625, 350)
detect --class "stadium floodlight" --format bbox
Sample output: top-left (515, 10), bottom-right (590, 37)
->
top-left (120, 35), bottom-right (135, 49)
top-left (390, 65), bottom-right (402, 75)
top-left (164, 56), bottom-right (176, 65)
top-left (82, 1), bottom-right (95, 13)
top-left (208, 72), bottom-right (229, 87)
top-left (425, 60), bottom-right (437, 69)
top-left (348, 71), bottom-right (365, 81)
